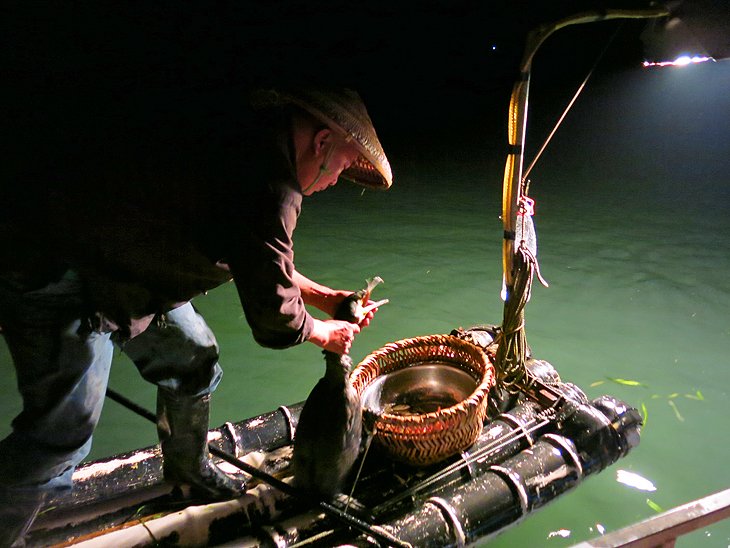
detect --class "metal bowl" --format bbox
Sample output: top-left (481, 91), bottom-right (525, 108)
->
top-left (351, 335), bottom-right (495, 466)
top-left (361, 363), bottom-right (478, 416)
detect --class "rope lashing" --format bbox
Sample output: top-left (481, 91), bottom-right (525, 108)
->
top-left (496, 196), bottom-right (548, 391)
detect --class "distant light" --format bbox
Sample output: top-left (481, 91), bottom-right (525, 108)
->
top-left (643, 55), bottom-right (714, 67)
top-left (491, 44), bottom-right (497, 51)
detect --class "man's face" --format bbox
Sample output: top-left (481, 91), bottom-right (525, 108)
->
top-left (302, 141), bottom-right (361, 196)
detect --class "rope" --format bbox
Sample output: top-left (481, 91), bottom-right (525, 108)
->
top-left (522, 23), bottom-right (624, 183)
top-left (345, 424), bottom-right (377, 514)
top-left (495, 243), bottom-right (540, 390)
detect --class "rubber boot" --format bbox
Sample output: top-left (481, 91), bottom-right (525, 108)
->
top-left (156, 388), bottom-right (246, 500)
top-left (0, 486), bottom-right (46, 548)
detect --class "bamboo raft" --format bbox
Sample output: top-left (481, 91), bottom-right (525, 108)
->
top-left (27, 328), bottom-right (641, 547)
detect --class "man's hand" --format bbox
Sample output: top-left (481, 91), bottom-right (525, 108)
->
top-left (309, 319), bottom-right (361, 354)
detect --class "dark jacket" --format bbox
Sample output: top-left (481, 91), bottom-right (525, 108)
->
top-left (1, 95), bottom-right (314, 347)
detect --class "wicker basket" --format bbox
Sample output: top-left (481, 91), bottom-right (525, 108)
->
top-left (351, 334), bottom-right (495, 466)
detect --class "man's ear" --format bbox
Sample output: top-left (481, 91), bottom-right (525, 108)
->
top-left (313, 128), bottom-right (333, 156)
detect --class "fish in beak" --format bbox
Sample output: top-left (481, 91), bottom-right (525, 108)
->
top-left (337, 276), bottom-right (389, 323)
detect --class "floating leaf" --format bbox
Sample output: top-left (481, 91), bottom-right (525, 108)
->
top-left (590, 380), bottom-right (606, 388)
top-left (668, 393), bottom-right (679, 399)
top-left (646, 499), bottom-right (664, 513)
top-left (606, 377), bottom-right (649, 388)
top-left (641, 402), bottom-right (648, 428)
top-left (668, 400), bottom-right (684, 422)
top-left (684, 390), bottom-right (705, 401)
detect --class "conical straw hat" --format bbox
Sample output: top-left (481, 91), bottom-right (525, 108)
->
top-left (254, 88), bottom-right (392, 190)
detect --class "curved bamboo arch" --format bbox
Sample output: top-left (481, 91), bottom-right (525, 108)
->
top-left (496, 8), bottom-right (670, 388)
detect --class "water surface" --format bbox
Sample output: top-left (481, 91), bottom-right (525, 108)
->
top-left (1, 61), bottom-right (729, 546)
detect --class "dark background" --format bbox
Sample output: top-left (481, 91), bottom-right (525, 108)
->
top-left (3, 0), bottom-right (729, 188)
top-left (1, 2), bottom-right (674, 159)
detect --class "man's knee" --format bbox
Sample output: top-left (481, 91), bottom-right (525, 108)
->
top-left (123, 304), bottom-right (222, 394)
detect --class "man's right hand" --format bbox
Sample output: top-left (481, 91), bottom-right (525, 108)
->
top-left (309, 319), bottom-right (361, 354)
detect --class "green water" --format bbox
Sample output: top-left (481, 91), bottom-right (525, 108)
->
top-left (2, 61), bottom-right (729, 546)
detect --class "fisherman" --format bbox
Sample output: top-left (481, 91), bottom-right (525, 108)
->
top-left (0, 86), bottom-right (392, 546)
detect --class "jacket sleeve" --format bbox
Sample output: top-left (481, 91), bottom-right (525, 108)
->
top-left (227, 181), bottom-right (314, 349)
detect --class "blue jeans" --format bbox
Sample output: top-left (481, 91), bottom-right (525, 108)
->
top-left (0, 270), bottom-right (221, 499)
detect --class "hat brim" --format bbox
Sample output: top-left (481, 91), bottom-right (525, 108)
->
top-left (340, 153), bottom-right (391, 190)
top-left (277, 89), bottom-right (393, 190)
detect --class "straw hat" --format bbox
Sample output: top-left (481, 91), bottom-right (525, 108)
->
top-left (253, 88), bottom-right (392, 190)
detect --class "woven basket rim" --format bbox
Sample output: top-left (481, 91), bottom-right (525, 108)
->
top-left (351, 334), bottom-right (495, 465)
top-left (352, 334), bottom-right (495, 423)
